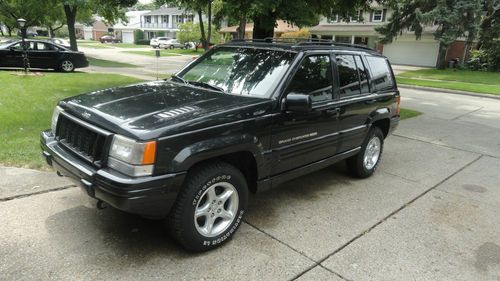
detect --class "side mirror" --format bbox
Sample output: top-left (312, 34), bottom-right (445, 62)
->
top-left (284, 93), bottom-right (312, 113)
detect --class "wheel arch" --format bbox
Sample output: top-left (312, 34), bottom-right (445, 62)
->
top-left (369, 107), bottom-right (391, 138)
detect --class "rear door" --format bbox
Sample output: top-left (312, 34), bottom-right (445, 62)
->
top-left (31, 42), bottom-right (59, 69)
top-left (333, 53), bottom-right (375, 152)
top-left (271, 52), bottom-right (341, 175)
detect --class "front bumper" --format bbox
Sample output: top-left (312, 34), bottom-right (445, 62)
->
top-left (41, 130), bottom-right (185, 218)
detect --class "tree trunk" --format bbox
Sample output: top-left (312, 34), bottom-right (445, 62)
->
top-left (197, 9), bottom-right (207, 50)
top-left (436, 41), bottom-right (448, 69)
top-left (7, 25), bottom-right (12, 37)
top-left (206, 1), bottom-right (212, 50)
top-left (238, 14), bottom-right (246, 39)
top-left (64, 4), bottom-right (78, 51)
top-left (48, 26), bottom-right (53, 38)
top-left (252, 11), bottom-right (276, 39)
top-left (0, 25), bottom-right (4, 37)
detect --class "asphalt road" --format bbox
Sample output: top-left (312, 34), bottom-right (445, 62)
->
top-left (1, 88), bottom-right (499, 281)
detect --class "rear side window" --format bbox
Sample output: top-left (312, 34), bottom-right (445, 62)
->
top-left (336, 55), bottom-right (361, 97)
top-left (354, 56), bottom-right (370, 93)
top-left (366, 56), bottom-right (395, 91)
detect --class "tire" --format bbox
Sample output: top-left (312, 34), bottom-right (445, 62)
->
top-left (169, 45), bottom-right (174, 49)
top-left (59, 60), bottom-right (75, 72)
top-left (167, 161), bottom-right (248, 252)
top-left (346, 126), bottom-right (384, 178)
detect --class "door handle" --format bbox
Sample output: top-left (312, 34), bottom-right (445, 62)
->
top-left (365, 99), bottom-right (377, 105)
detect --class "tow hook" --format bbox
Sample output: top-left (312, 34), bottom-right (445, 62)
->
top-left (96, 200), bottom-right (107, 210)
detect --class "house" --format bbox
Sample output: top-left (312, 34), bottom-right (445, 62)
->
top-left (219, 20), bottom-right (299, 41)
top-left (75, 18), bottom-right (111, 40)
top-left (140, 6), bottom-right (203, 39)
top-left (310, 7), bottom-right (467, 67)
top-left (113, 10), bottom-right (151, 43)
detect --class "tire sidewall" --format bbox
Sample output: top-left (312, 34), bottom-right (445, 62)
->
top-left (359, 128), bottom-right (384, 176)
top-left (178, 166), bottom-right (248, 250)
top-left (60, 60), bottom-right (74, 72)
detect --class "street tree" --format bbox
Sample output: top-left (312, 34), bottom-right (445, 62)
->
top-left (0, 0), bottom-right (55, 30)
top-left (61, 0), bottom-right (137, 51)
top-left (376, 0), bottom-right (482, 68)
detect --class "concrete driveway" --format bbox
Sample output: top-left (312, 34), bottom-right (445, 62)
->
top-left (1, 88), bottom-right (499, 281)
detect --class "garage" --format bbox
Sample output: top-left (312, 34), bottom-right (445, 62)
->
top-left (383, 40), bottom-right (439, 67)
top-left (121, 30), bottom-right (134, 44)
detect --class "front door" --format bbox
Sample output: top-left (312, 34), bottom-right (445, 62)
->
top-left (271, 53), bottom-right (341, 175)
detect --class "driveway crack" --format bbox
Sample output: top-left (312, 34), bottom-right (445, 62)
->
top-left (288, 154), bottom-right (483, 280)
top-left (0, 184), bottom-right (76, 202)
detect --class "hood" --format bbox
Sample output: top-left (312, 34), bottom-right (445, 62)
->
top-left (59, 81), bottom-right (270, 140)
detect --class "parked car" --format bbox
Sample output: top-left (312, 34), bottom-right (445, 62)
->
top-left (100, 35), bottom-right (121, 43)
top-left (150, 37), bottom-right (171, 48)
top-left (41, 40), bottom-right (400, 252)
top-left (47, 38), bottom-right (71, 48)
top-left (17, 30), bottom-right (38, 37)
top-left (159, 39), bottom-right (184, 49)
top-left (0, 39), bottom-right (89, 72)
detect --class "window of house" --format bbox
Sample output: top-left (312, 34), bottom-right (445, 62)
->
top-left (336, 55), bottom-right (361, 97)
top-left (162, 15), bottom-right (169, 23)
top-left (366, 56), bottom-right (394, 91)
top-left (186, 15), bottom-right (194, 22)
top-left (350, 10), bottom-right (362, 22)
top-left (286, 55), bottom-right (333, 103)
top-left (145, 16), bottom-right (151, 23)
top-left (328, 14), bottom-right (339, 23)
top-left (372, 10), bottom-right (383, 22)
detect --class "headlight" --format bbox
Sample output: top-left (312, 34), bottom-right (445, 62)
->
top-left (108, 135), bottom-right (157, 177)
top-left (51, 106), bottom-right (63, 134)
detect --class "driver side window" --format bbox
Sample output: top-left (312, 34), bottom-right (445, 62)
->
top-left (286, 55), bottom-right (333, 103)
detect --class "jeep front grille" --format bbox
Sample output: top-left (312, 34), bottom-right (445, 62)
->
top-left (56, 114), bottom-right (107, 164)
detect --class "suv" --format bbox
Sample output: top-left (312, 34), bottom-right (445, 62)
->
top-left (41, 40), bottom-right (400, 252)
top-left (150, 37), bottom-right (171, 48)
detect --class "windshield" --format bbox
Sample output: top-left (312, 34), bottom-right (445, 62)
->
top-left (179, 46), bottom-right (296, 97)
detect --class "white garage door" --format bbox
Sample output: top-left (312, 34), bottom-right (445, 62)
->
top-left (122, 31), bottom-right (134, 44)
top-left (383, 41), bottom-right (439, 67)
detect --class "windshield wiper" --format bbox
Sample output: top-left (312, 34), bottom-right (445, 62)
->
top-left (187, 81), bottom-right (226, 93)
top-left (170, 74), bottom-right (187, 84)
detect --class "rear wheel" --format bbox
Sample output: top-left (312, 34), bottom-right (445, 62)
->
top-left (346, 127), bottom-right (384, 178)
top-left (169, 45), bottom-right (174, 49)
top-left (167, 161), bottom-right (248, 252)
top-left (59, 60), bottom-right (74, 72)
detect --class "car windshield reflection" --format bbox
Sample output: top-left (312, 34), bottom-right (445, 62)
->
top-left (179, 47), bottom-right (297, 98)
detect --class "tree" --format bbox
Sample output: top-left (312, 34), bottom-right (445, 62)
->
top-left (61, 0), bottom-right (137, 51)
top-left (245, 0), bottom-right (371, 39)
top-left (478, 0), bottom-right (500, 49)
top-left (177, 21), bottom-right (218, 49)
top-left (0, 0), bottom-right (55, 30)
top-left (376, 0), bottom-right (482, 69)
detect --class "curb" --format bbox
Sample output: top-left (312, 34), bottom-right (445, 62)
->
top-left (398, 84), bottom-right (500, 100)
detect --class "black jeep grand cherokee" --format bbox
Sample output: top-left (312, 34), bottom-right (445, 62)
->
top-left (41, 40), bottom-right (400, 251)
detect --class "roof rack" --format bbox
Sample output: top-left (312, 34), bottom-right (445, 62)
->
top-left (229, 37), bottom-right (375, 51)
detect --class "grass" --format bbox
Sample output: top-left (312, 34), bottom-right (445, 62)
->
top-left (0, 71), bottom-right (142, 169)
top-left (113, 43), bottom-right (148, 48)
top-left (78, 42), bottom-right (111, 49)
top-left (87, 57), bottom-right (138, 68)
top-left (396, 69), bottom-right (500, 95)
top-left (124, 48), bottom-right (205, 57)
top-left (124, 50), bottom-right (182, 57)
top-left (400, 108), bottom-right (422, 120)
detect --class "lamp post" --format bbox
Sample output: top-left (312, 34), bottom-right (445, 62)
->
top-left (17, 18), bottom-right (29, 74)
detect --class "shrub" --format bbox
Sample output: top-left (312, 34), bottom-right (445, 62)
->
top-left (466, 46), bottom-right (500, 72)
top-left (156, 31), bottom-right (165, 37)
top-left (135, 39), bottom-right (150, 45)
top-left (281, 28), bottom-right (311, 39)
top-left (133, 29), bottom-right (145, 44)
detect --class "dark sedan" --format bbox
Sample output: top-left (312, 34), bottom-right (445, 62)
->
top-left (99, 35), bottom-right (121, 43)
top-left (0, 40), bottom-right (89, 72)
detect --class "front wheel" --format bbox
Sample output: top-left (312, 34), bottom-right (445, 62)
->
top-left (346, 127), bottom-right (384, 178)
top-left (59, 60), bottom-right (75, 72)
top-left (167, 162), bottom-right (248, 252)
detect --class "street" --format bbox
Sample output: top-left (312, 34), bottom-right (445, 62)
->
top-left (1, 87), bottom-right (499, 281)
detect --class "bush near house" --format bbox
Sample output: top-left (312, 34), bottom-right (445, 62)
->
top-left (281, 28), bottom-right (311, 39)
top-left (466, 45), bottom-right (500, 72)
top-left (134, 29), bottom-right (148, 45)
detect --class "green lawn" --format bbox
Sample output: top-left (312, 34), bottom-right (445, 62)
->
top-left (0, 71), bottom-right (142, 168)
top-left (125, 49), bottom-right (205, 57)
top-left (400, 108), bottom-right (422, 120)
top-left (87, 57), bottom-right (138, 68)
top-left (397, 69), bottom-right (500, 95)
top-left (113, 43), bottom-right (148, 48)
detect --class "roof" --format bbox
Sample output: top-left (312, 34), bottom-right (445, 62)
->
top-left (220, 20), bottom-right (299, 34)
top-left (143, 7), bottom-right (191, 16)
